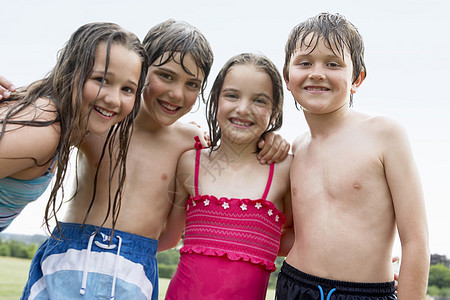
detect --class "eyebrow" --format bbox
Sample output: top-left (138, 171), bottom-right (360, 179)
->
top-left (158, 66), bottom-right (203, 83)
top-left (92, 69), bottom-right (138, 87)
top-left (222, 88), bottom-right (272, 100)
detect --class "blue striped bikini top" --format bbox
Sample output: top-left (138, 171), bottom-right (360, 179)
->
top-left (0, 156), bottom-right (57, 231)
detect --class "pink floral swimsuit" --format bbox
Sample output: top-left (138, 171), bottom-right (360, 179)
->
top-left (165, 137), bottom-right (285, 300)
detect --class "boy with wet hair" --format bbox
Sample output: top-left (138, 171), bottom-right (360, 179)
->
top-left (277, 12), bottom-right (429, 300)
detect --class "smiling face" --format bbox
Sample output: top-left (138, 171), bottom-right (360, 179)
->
top-left (286, 34), bottom-right (362, 115)
top-left (217, 64), bottom-right (273, 146)
top-left (78, 42), bottom-right (142, 135)
top-left (141, 52), bottom-right (204, 128)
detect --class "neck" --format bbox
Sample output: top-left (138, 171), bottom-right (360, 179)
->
top-left (214, 137), bottom-right (259, 163)
top-left (134, 110), bottom-right (163, 132)
top-left (304, 105), bottom-right (353, 138)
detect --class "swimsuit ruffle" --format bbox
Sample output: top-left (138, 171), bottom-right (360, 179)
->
top-left (180, 245), bottom-right (277, 272)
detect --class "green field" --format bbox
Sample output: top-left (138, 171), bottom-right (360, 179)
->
top-left (0, 256), bottom-right (275, 299)
top-left (0, 256), bottom-right (31, 300)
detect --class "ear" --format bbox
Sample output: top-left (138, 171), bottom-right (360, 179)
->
top-left (283, 67), bottom-right (291, 91)
top-left (350, 71), bottom-right (365, 94)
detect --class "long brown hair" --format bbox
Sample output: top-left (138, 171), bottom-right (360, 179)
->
top-left (2, 22), bottom-right (148, 235)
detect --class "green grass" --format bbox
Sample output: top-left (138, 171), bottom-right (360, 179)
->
top-left (0, 256), bottom-right (31, 300)
top-left (0, 256), bottom-right (275, 299)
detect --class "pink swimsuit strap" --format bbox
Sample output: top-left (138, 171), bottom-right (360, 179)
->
top-left (194, 136), bottom-right (203, 197)
top-left (193, 136), bottom-right (274, 199)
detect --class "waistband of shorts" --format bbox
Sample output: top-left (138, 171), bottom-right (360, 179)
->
top-left (280, 261), bottom-right (396, 296)
top-left (52, 222), bottom-right (159, 256)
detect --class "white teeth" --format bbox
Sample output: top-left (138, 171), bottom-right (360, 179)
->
top-left (160, 101), bottom-right (178, 111)
top-left (231, 118), bottom-right (252, 126)
top-left (95, 107), bottom-right (114, 117)
top-left (307, 87), bottom-right (328, 91)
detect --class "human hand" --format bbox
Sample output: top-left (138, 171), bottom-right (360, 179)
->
top-left (257, 132), bottom-right (290, 164)
top-left (188, 121), bottom-right (210, 147)
top-left (392, 256), bottom-right (399, 293)
top-left (0, 76), bottom-right (16, 100)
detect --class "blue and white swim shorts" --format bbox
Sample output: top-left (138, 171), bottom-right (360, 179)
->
top-left (21, 222), bottom-right (159, 300)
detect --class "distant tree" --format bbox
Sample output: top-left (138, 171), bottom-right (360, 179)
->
top-left (429, 263), bottom-right (450, 288)
top-left (427, 285), bottom-right (441, 296)
top-left (156, 248), bottom-right (180, 265)
top-left (9, 240), bottom-right (29, 258)
top-left (268, 257), bottom-right (284, 289)
top-left (158, 264), bottom-right (177, 278)
top-left (442, 287), bottom-right (450, 297)
top-left (0, 242), bottom-right (11, 256)
top-left (0, 238), bottom-right (39, 259)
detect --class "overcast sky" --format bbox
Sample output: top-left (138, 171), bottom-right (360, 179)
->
top-left (2, 0), bottom-right (449, 258)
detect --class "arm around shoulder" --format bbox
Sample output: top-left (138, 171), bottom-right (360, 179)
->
top-left (277, 155), bottom-right (294, 256)
top-left (157, 149), bottom-right (196, 252)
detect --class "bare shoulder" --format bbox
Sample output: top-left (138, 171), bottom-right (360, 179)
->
top-left (275, 153), bottom-right (293, 174)
top-left (291, 132), bottom-right (310, 155)
top-left (362, 114), bottom-right (408, 141)
top-left (0, 97), bottom-right (60, 177)
top-left (178, 148), bottom-right (197, 168)
top-left (273, 154), bottom-right (293, 193)
top-left (0, 97), bottom-right (58, 122)
top-left (171, 121), bottom-right (206, 148)
top-left (33, 97), bottom-right (59, 121)
top-left (0, 97), bottom-right (60, 151)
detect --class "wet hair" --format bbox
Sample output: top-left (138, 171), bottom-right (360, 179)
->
top-left (142, 19), bottom-right (214, 103)
top-left (1, 22), bottom-right (148, 235)
top-left (284, 12), bottom-right (366, 85)
top-left (206, 53), bottom-right (284, 152)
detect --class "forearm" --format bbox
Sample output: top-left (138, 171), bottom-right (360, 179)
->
top-left (397, 241), bottom-right (430, 299)
top-left (278, 227), bottom-right (294, 257)
top-left (157, 231), bottom-right (182, 252)
top-left (157, 205), bottom-right (186, 252)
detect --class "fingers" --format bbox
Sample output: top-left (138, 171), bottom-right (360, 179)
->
top-left (188, 121), bottom-right (210, 147)
top-left (0, 76), bottom-right (16, 100)
top-left (203, 131), bottom-right (211, 147)
top-left (392, 256), bottom-right (399, 293)
top-left (257, 132), bottom-right (290, 164)
top-left (188, 121), bottom-right (200, 128)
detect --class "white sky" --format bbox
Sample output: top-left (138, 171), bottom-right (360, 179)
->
top-left (2, 0), bottom-right (449, 258)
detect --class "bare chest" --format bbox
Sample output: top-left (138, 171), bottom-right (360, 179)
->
top-left (291, 138), bottom-right (386, 206)
top-left (124, 139), bottom-right (183, 197)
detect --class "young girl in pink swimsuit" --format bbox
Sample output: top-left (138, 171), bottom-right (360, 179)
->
top-left (164, 53), bottom-right (293, 300)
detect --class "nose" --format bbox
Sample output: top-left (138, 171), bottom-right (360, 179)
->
top-left (235, 98), bottom-right (250, 115)
top-left (167, 84), bottom-right (183, 102)
top-left (102, 87), bottom-right (121, 108)
top-left (308, 65), bottom-right (326, 80)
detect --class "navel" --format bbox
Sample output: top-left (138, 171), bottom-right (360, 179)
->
top-left (353, 182), bottom-right (361, 190)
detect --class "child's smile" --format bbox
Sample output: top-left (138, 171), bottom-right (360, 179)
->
top-left (141, 52), bottom-right (204, 127)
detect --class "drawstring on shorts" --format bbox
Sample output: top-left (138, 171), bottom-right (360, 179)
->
top-left (79, 232), bottom-right (123, 299)
top-left (318, 285), bottom-right (336, 300)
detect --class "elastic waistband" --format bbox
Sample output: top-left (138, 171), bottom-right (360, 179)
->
top-left (52, 222), bottom-right (158, 256)
top-left (280, 261), bottom-right (396, 296)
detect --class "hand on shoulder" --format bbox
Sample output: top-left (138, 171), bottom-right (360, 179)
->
top-left (176, 121), bottom-right (209, 148)
top-left (0, 76), bottom-right (16, 101)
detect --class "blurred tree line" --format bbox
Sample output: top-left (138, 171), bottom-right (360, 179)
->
top-left (428, 263), bottom-right (450, 298)
top-left (0, 237), bottom-right (38, 259)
